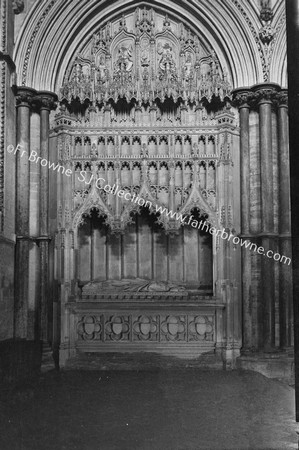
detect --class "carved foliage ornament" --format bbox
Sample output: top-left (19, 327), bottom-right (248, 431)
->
top-left (232, 85), bottom-right (286, 109)
top-left (259, 0), bottom-right (275, 46)
top-left (60, 8), bottom-right (232, 106)
top-left (12, 0), bottom-right (24, 15)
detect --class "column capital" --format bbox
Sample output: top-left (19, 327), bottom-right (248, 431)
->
top-left (15, 86), bottom-right (37, 107)
top-left (231, 88), bottom-right (253, 108)
top-left (276, 89), bottom-right (288, 108)
top-left (251, 82), bottom-right (281, 105)
top-left (36, 90), bottom-right (58, 111)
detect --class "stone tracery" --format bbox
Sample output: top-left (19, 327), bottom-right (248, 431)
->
top-left (60, 8), bottom-right (232, 106)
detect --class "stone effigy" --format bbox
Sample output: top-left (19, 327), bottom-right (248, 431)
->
top-left (82, 278), bottom-right (186, 295)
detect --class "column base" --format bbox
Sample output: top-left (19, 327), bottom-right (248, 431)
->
top-left (223, 345), bottom-right (241, 370)
top-left (41, 341), bottom-right (56, 373)
top-left (237, 350), bottom-right (294, 383)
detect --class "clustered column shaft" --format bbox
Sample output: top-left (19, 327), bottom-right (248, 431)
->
top-left (14, 87), bottom-right (36, 339)
top-left (37, 92), bottom-right (57, 343)
top-left (233, 83), bottom-right (292, 353)
top-left (233, 89), bottom-right (252, 350)
top-left (277, 91), bottom-right (293, 348)
top-left (14, 87), bottom-right (57, 343)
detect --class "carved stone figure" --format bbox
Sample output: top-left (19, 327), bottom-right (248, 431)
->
top-left (140, 38), bottom-right (150, 66)
top-left (115, 44), bottom-right (133, 72)
top-left (82, 278), bottom-right (187, 294)
top-left (60, 9), bottom-right (232, 105)
top-left (157, 42), bottom-right (176, 74)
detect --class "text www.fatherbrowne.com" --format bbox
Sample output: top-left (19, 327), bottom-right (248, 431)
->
top-left (7, 144), bottom-right (292, 266)
top-left (77, 171), bottom-right (291, 266)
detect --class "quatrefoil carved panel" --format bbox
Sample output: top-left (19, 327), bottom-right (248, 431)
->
top-left (161, 315), bottom-right (186, 341)
top-left (189, 316), bottom-right (214, 341)
top-left (105, 315), bottom-right (130, 341)
top-left (77, 315), bottom-right (102, 340)
top-left (133, 315), bottom-right (158, 341)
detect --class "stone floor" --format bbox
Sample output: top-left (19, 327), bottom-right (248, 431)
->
top-left (0, 366), bottom-right (297, 450)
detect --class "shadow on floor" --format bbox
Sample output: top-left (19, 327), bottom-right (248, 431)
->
top-left (0, 368), bottom-right (297, 450)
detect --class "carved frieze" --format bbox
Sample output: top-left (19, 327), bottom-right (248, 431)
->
top-left (77, 313), bottom-right (215, 343)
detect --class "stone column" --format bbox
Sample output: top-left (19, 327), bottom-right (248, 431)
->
top-left (215, 119), bottom-right (241, 367)
top-left (233, 89), bottom-right (251, 234)
top-left (232, 89), bottom-right (253, 350)
top-left (277, 90), bottom-right (293, 348)
top-left (253, 83), bottom-right (280, 351)
top-left (36, 91), bottom-right (57, 344)
top-left (14, 86), bottom-right (36, 339)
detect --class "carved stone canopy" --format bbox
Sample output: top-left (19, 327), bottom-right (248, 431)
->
top-left (60, 7), bottom-right (232, 107)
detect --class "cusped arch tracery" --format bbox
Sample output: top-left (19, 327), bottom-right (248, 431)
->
top-left (73, 167), bottom-right (219, 235)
